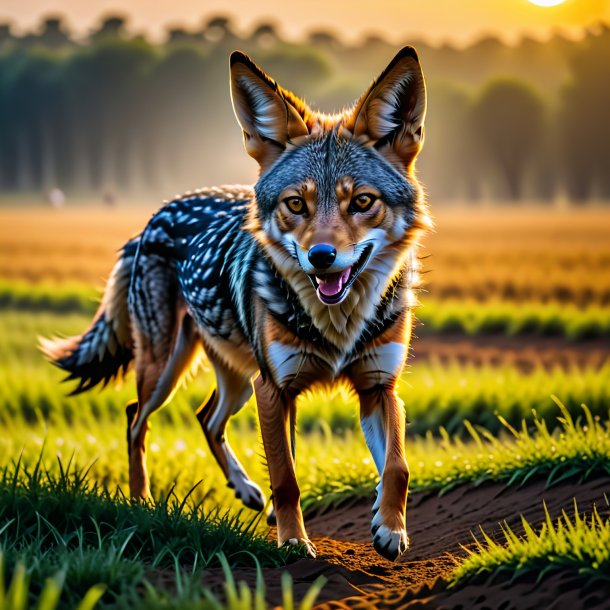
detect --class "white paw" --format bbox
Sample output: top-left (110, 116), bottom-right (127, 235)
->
top-left (229, 476), bottom-right (265, 512)
top-left (371, 507), bottom-right (384, 532)
top-left (372, 523), bottom-right (409, 561)
top-left (282, 537), bottom-right (317, 558)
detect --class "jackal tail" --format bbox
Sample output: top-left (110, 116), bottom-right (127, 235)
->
top-left (40, 239), bottom-right (139, 395)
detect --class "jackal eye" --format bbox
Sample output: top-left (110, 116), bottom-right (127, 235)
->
top-left (349, 193), bottom-right (377, 213)
top-left (283, 196), bottom-right (307, 215)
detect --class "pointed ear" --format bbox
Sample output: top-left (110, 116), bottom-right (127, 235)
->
top-left (230, 51), bottom-right (310, 170)
top-left (349, 46), bottom-right (426, 171)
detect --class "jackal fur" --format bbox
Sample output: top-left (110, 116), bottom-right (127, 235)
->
top-left (42, 46), bottom-right (431, 561)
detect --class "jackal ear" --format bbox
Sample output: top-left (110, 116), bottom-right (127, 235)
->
top-left (349, 46), bottom-right (426, 171)
top-left (230, 51), bottom-right (310, 170)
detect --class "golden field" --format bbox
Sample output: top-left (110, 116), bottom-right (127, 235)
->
top-left (1, 206), bottom-right (609, 305)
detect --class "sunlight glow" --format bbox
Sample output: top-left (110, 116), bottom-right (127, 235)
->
top-left (528, 0), bottom-right (566, 6)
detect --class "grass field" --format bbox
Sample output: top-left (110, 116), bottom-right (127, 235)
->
top-left (0, 204), bottom-right (608, 608)
top-left (2, 207), bottom-right (609, 304)
top-left (451, 502), bottom-right (610, 587)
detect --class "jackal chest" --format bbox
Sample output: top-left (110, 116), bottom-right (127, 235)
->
top-left (263, 333), bottom-right (408, 392)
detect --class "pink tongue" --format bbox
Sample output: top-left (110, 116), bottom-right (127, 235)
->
top-left (317, 266), bottom-right (352, 297)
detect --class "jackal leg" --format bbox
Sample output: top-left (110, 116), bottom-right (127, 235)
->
top-left (358, 385), bottom-right (409, 561)
top-left (266, 402), bottom-right (295, 526)
top-left (347, 312), bottom-right (412, 561)
top-left (254, 375), bottom-right (315, 557)
top-left (129, 314), bottom-right (198, 500)
top-left (195, 357), bottom-right (265, 512)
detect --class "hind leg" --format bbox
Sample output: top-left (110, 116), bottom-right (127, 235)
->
top-left (196, 356), bottom-right (265, 511)
top-left (129, 313), bottom-right (198, 500)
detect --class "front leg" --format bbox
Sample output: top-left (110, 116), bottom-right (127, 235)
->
top-left (358, 384), bottom-right (409, 560)
top-left (253, 375), bottom-right (316, 557)
top-left (347, 311), bottom-right (412, 561)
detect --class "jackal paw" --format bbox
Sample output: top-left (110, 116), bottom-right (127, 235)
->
top-left (282, 537), bottom-right (317, 558)
top-left (229, 478), bottom-right (265, 512)
top-left (371, 511), bottom-right (409, 561)
top-left (372, 525), bottom-right (409, 561)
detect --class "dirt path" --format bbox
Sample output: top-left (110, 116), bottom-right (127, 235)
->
top-left (199, 475), bottom-right (609, 608)
top-left (411, 334), bottom-right (610, 371)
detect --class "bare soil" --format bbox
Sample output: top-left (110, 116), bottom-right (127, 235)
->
top-left (198, 475), bottom-right (610, 608)
top-left (411, 334), bottom-right (610, 371)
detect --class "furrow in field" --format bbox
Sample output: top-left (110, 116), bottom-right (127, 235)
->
top-left (195, 475), bottom-right (608, 608)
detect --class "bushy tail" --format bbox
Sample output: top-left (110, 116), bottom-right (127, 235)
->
top-left (40, 239), bottom-right (139, 395)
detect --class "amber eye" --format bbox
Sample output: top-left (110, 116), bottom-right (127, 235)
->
top-left (349, 193), bottom-right (377, 213)
top-left (283, 196), bottom-right (307, 215)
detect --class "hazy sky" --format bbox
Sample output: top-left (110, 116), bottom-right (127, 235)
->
top-left (2, 0), bottom-right (609, 45)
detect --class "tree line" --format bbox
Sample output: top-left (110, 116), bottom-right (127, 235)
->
top-left (0, 15), bottom-right (608, 203)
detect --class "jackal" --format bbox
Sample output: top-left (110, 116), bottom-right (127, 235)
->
top-left (43, 46), bottom-right (430, 561)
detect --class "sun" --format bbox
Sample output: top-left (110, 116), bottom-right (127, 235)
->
top-left (528, 0), bottom-right (566, 6)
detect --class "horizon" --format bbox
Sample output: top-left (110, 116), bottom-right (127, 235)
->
top-left (1, 0), bottom-right (609, 47)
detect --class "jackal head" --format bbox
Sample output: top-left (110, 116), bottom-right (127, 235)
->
top-left (231, 47), bottom-right (430, 307)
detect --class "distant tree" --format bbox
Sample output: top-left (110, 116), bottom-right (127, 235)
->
top-left (147, 45), bottom-right (215, 191)
top-left (461, 36), bottom-right (509, 86)
top-left (61, 38), bottom-right (157, 193)
top-left (0, 23), bottom-right (14, 50)
top-left (167, 28), bottom-right (197, 46)
top-left (90, 16), bottom-right (128, 44)
top-left (559, 25), bottom-right (610, 201)
top-left (252, 22), bottom-right (279, 49)
top-left (472, 78), bottom-right (546, 200)
top-left (38, 17), bottom-right (73, 48)
top-left (361, 34), bottom-right (387, 49)
top-left (1, 18), bottom-right (607, 203)
top-left (419, 82), bottom-right (476, 201)
top-left (262, 48), bottom-right (333, 99)
top-left (307, 30), bottom-right (342, 52)
top-left (0, 49), bottom-right (63, 191)
top-left (201, 16), bottom-right (235, 44)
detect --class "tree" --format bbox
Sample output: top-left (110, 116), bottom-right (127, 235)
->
top-left (38, 17), bottom-right (73, 49)
top-left (419, 82), bottom-right (476, 201)
top-left (201, 16), bottom-right (235, 44)
top-left (61, 38), bottom-right (157, 193)
top-left (0, 23), bottom-right (14, 51)
top-left (559, 26), bottom-right (610, 201)
top-left (472, 78), bottom-right (545, 200)
top-left (90, 16), bottom-right (128, 44)
top-left (251, 23), bottom-right (279, 49)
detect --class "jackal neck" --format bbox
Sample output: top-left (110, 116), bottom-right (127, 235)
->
top-left (252, 238), bottom-right (416, 354)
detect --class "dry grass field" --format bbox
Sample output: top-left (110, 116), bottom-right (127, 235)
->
top-left (2, 206), bottom-right (609, 304)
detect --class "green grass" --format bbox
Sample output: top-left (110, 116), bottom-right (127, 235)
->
top-left (0, 281), bottom-right (98, 315)
top-left (0, 549), bottom-right (325, 610)
top-left (0, 458), bottom-right (291, 571)
top-left (0, 458), bottom-right (308, 609)
top-left (136, 555), bottom-right (325, 610)
top-left (1, 404), bottom-right (607, 607)
top-left (1, 391), bottom-right (607, 516)
top-left (0, 552), bottom-right (105, 610)
top-left (299, 400), bottom-right (610, 511)
top-left (1, 309), bottom-right (609, 513)
top-left (2, 280), bottom-right (610, 339)
top-left (450, 501), bottom-right (610, 588)
top-left (3, 311), bottom-right (609, 439)
top-left (418, 298), bottom-right (610, 340)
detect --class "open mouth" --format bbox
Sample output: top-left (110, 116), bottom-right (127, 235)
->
top-left (308, 244), bottom-right (374, 305)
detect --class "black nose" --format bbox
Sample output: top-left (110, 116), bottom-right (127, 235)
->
top-left (308, 243), bottom-right (337, 269)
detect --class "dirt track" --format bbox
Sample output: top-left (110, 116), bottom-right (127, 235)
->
top-left (199, 475), bottom-right (610, 608)
top-left (411, 334), bottom-right (610, 371)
